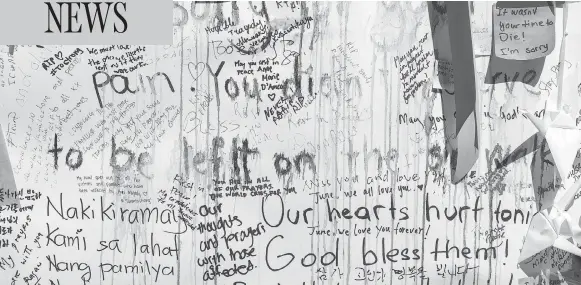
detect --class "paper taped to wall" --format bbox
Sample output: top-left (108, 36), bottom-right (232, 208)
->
top-left (493, 2), bottom-right (556, 60)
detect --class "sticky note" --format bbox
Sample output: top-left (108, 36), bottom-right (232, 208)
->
top-left (493, 2), bottom-right (556, 60)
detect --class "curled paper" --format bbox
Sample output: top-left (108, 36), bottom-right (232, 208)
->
top-left (523, 110), bottom-right (581, 181)
top-left (519, 111), bottom-right (581, 277)
top-left (429, 2), bottom-right (479, 184)
top-left (518, 199), bottom-right (581, 263)
top-left (0, 124), bottom-right (18, 206)
top-left (428, 3), bottom-right (454, 92)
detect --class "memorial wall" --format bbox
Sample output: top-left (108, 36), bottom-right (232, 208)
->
top-left (1, 1), bottom-right (581, 285)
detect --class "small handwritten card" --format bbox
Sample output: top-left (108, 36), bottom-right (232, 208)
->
top-left (493, 3), bottom-right (556, 60)
top-left (471, 1), bottom-right (493, 56)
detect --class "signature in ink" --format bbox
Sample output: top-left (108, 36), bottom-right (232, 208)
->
top-left (6, 112), bottom-right (18, 147)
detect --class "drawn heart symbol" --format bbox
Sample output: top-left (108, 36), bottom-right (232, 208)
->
top-left (268, 93), bottom-right (276, 101)
top-left (55, 51), bottom-right (63, 60)
top-left (188, 62), bottom-right (205, 82)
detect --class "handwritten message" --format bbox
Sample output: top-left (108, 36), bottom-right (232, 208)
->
top-left (494, 4), bottom-right (556, 60)
top-left (1, 2), bottom-right (580, 285)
